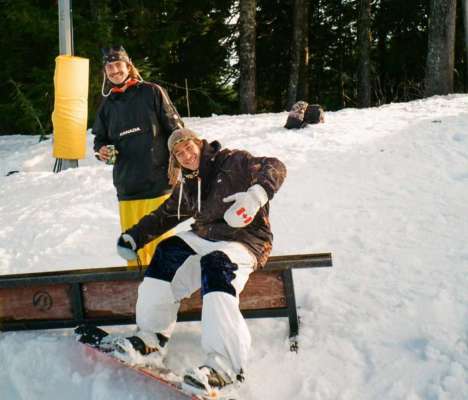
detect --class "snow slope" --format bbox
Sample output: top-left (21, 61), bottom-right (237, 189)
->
top-left (0, 95), bottom-right (467, 399)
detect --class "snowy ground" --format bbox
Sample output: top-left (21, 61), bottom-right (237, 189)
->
top-left (0, 95), bottom-right (467, 399)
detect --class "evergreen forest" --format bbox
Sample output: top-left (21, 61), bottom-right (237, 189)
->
top-left (0, 0), bottom-right (466, 134)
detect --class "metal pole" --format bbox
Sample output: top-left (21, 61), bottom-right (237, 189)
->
top-left (55, 0), bottom-right (78, 171)
top-left (58, 0), bottom-right (73, 56)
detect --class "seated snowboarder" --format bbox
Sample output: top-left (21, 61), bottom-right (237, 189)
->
top-left (115, 128), bottom-right (287, 394)
top-left (284, 101), bottom-right (324, 129)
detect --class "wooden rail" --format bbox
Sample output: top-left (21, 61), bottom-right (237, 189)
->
top-left (0, 253), bottom-right (332, 349)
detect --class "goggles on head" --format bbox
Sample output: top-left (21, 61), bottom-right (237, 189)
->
top-left (101, 45), bottom-right (130, 65)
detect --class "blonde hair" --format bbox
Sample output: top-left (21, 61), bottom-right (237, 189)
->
top-left (127, 62), bottom-right (142, 80)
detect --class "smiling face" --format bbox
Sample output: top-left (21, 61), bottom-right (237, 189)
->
top-left (104, 61), bottom-right (130, 85)
top-left (173, 139), bottom-right (201, 171)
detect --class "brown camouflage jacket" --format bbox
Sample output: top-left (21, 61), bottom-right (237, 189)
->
top-left (126, 140), bottom-right (287, 268)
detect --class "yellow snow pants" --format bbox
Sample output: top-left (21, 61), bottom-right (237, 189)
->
top-left (119, 194), bottom-right (174, 267)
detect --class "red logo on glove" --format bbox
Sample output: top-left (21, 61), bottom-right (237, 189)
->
top-left (236, 207), bottom-right (253, 224)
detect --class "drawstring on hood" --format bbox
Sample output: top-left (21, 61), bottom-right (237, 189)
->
top-left (167, 129), bottom-right (220, 221)
top-left (176, 170), bottom-right (201, 221)
top-left (177, 172), bottom-right (183, 220)
top-left (197, 178), bottom-right (201, 214)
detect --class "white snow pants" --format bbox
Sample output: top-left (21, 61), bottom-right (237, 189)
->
top-left (136, 231), bottom-right (256, 374)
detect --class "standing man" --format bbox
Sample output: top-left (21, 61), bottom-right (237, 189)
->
top-left (93, 46), bottom-right (184, 266)
top-left (116, 128), bottom-right (287, 396)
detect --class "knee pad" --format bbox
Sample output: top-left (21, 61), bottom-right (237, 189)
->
top-left (145, 236), bottom-right (196, 282)
top-left (201, 251), bottom-right (238, 297)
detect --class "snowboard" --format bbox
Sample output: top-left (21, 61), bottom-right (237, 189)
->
top-left (74, 325), bottom-right (236, 400)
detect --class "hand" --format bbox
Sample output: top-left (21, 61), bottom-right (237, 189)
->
top-left (96, 145), bottom-right (110, 162)
top-left (117, 233), bottom-right (138, 261)
top-left (223, 184), bottom-right (269, 228)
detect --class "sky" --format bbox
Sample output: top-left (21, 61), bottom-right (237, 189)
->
top-left (0, 94), bottom-right (467, 399)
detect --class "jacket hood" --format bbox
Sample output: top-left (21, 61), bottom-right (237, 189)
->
top-left (197, 139), bottom-right (222, 178)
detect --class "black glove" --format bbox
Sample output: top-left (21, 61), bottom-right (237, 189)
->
top-left (116, 233), bottom-right (138, 261)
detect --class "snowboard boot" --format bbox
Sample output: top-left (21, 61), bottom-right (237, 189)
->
top-left (75, 325), bottom-right (109, 347)
top-left (183, 365), bottom-right (234, 391)
top-left (113, 330), bottom-right (169, 358)
top-left (183, 355), bottom-right (243, 396)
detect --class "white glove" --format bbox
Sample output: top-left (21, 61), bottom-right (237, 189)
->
top-left (223, 184), bottom-right (269, 228)
top-left (117, 233), bottom-right (138, 261)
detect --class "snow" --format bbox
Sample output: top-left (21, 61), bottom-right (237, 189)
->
top-left (1, 95), bottom-right (467, 399)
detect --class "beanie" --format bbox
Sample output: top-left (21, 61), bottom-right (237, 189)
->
top-left (167, 128), bottom-right (200, 153)
top-left (101, 46), bottom-right (131, 65)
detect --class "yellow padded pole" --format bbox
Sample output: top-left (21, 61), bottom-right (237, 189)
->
top-left (52, 55), bottom-right (89, 159)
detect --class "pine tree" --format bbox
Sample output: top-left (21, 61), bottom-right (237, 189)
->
top-left (424, 0), bottom-right (457, 96)
top-left (287, 0), bottom-right (307, 109)
top-left (357, 0), bottom-right (371, 108)
top-left (239, 0), bottom-right (257, 113)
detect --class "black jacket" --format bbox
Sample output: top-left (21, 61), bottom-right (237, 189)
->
top-left (93, 82), bottom-right (184, 200)
top-left (126, 140), bottom-right (287, 269)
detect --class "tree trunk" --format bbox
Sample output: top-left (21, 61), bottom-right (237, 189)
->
top-left (299, 0), bottom-right (310, 102)
top-left (338, 1), bottom-right (346, 108)
top-left (239, 0), bottom-right (257, 113)
top-left (288, 0), bottom-right (307, 109)
top-left (424, 0), bottom-right (457, 96)
top-left (375, 22), bottom-right (388, 105)
top-left (357, 0), bottom-right (371, 108)
top-left (463, 0), bottom-right (468, 91)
